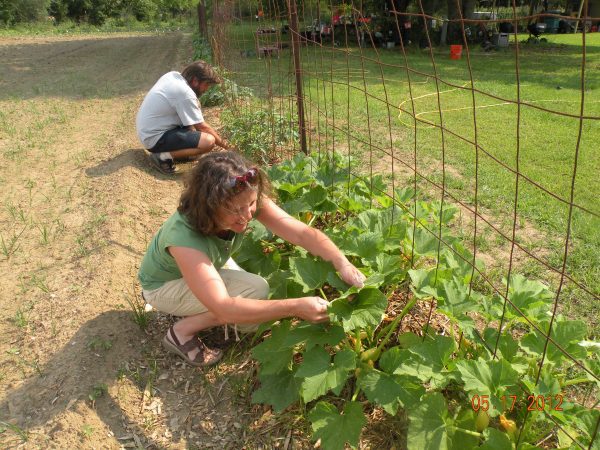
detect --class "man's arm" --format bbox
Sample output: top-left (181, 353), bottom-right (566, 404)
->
top-left (193, 122), bottom-right (229, 149)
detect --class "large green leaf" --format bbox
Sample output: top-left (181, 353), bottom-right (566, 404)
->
top-left (505, 274), bottom-right (553, 319)
top-left (266, 270), bottom-right (305, 299)
top-left (521, 366), bottom-right (561, 398)
top-left (482, 328), bottom-right (519, 362)
top-left (379, 346), bottom-right (411, 372)
top-left (235, 238), bottom-right (281, 276)
top-left (439, 246), bottom-right (474, 283)
top-left (574, 406), bottom-right (600, 447)
top-left (251, 369), bottom-right (301, 412)
top-left (334, 273), bottom-right (386, 296)
top-left (408, 268), bottom-right (439, 299)
top-left (267, 153), bottom-right (313, 185)
top-left (301, 185), bottom-right (328, 209)
top-left (276, 180), bottom-right (312, 195)
top-left (408, 334), bottom-right (456, 369)
top-left (357, 367), bottom-right (425, 415)
top-left (453, 408), bottom-right (479, 449)
top-left (339, 191), bottom-right (371, 212)
top-left (350, 208), bottom-right (405, 243)
top-left (284, 322), bottom-right (346, 350)
top-left (373, 191), bottom-right (395, 208)
top-left (583, 357), bottom-right (600, 388)
top-left (246, 221), bottom-right (271, 241)
top-left (328, 287), bottom-right (388, 332)
top-left (394, 187), bottom-right (416, 204)
top-left (396, 335), bottom-right (458, 389)
top-left (326, 271), bottom-right (350, 292)
top-left (520, 320), bottom-right (588, 364)
top-left (436, 277), bottom-right (478, 320)
top-left (479, 428), bottom-right (513, 450)
top-left (339, 231), bottom-right (384, 260)
top-left (308, 401), bottom-right (366, 450)
top-left (351, 209), bottom-right (387, 232)
top-left (359, 272), bottom-right (387, 289)
top-left (396, 332), bottom-right (423, 349)
top-left (407, 393), bottom-right (453, 450)
top-left (315, 198), bottom-right (339, 213)
top-left (252, 321), bottom-right (294, 374)
top-left (289, 257), bottom-right (334, 291)
top-left (362, 252), bottom-right (407, 285)
top-left (550, 403), bottom-right (599, 448)
top-left (295, 347), bottom-right (356, 402)
top-left (411, 202), bottom-right (430, 222)
top-left (282, 198), bottom-right (311, 215)
top-left (436, 205), bottom-right (459, 225)
top-left (314, 156), bottom-right (351, 186)
top-left (408, 226), bottom-right (439, 256)
top-left (365, 174), bottom-right (389, 198)
top-left (370, 253), bottom-right (403, 275)
top-left (456, 358), bottom-right (520, 415)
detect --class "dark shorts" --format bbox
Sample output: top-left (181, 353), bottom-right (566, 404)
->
top-left (149, 127), bottom-right (201, 153)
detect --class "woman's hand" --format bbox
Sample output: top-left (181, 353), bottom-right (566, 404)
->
top-left (295, 297), bottom-right (330, 323)
top-left (336, 261), bottom-right (366, 288)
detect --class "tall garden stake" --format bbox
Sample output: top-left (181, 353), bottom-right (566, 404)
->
top-left (287, 0), bottom-right (308, 154)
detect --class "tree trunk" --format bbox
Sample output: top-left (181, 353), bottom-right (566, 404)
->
top-left (447, 0), bottom-right (466, 45)
top-left (197, 1), bottom-right (208, 38)
top-left (446, 0), bottom-right (475, 45)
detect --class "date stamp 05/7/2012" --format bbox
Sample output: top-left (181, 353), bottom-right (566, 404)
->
top-left (470, 393), bottom-right (565, 413)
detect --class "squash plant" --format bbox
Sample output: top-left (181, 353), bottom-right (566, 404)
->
top-left (235, 152), bottom-right (599, 450)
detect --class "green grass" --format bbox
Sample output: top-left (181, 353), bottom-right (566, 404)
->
top-left (220, 26), bottom-right (600, 333)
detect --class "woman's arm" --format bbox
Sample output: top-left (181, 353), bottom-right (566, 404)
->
top-left (256, 198), bottom-right (365, 287)
top-left (170, 246), bottom-right (328, 324)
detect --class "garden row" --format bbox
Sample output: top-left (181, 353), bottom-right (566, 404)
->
top-left (236, 152), bottom-right (598, 450)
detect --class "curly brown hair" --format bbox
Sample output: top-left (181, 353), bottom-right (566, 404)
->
top-left (181, 60), bottom-right (221, 86)
top-left (178, 151), bottom-right (270, 235)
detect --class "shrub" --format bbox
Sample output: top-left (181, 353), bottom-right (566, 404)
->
top-left (0, 0), bottom-right (50, 25)
top-left (221, 108), bottom-right (297, 164)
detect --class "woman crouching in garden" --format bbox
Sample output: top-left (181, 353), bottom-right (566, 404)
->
top-left (138, 151), bottom-right (366, 366)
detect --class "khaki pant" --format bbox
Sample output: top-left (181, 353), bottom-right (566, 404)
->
top-left (142, 258), bottom-right (270, 334)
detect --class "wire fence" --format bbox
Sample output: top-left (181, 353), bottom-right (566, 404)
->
top-left (209, 0), bottom-right (599, 447)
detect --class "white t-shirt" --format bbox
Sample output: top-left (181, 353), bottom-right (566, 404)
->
top-left (136, 71), bottom-right (204, 150)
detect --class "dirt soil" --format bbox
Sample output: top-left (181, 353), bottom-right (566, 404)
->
top-left (0, 31), bottom-right (314, 449)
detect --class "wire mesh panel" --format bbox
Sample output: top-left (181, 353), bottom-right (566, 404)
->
top-left (210, 0), bottom-right (599, 447)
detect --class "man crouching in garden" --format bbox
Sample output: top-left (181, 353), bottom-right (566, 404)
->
top-left (136, 60), bottom-right (229, 174)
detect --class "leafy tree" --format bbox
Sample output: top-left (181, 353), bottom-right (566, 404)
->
top-left (158, 0), bottom-right (195, 17)
top-left (0, 0), bottom-right (50, 25)
top-left (48, 0), bottom-right (111, 24)
top-left (126, 0), bottom-right (158, 21)
top-left (46, 0), bottom-right (196, 24)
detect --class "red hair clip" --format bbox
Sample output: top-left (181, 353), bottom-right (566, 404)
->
top-left (227, 168), bottom-right (259, 193)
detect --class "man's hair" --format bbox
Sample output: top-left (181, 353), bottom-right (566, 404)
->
top-left (181, 60), bottom-right (221, 86)
top-left (178, 151), bottom-right (271, 235)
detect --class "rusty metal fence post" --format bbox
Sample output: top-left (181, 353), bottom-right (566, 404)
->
top-left (286, 0), bottom-right (308, 154)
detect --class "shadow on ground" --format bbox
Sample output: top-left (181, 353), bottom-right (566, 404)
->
top-left (86, 148), bottom-right (189, 180)
top-left (0, 310), bottom-right (259, 448)
top-left (86, 148), bottom-right (149, 177)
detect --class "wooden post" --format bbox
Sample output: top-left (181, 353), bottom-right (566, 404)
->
top-left (287, 0), bottom-right (308, 154)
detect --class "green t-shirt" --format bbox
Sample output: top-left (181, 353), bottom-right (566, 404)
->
top-left (138, 211), bottom-right (244, 290)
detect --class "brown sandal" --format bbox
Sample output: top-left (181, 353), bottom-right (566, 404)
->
top-left (162, 326), bottom-right (223, 367)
